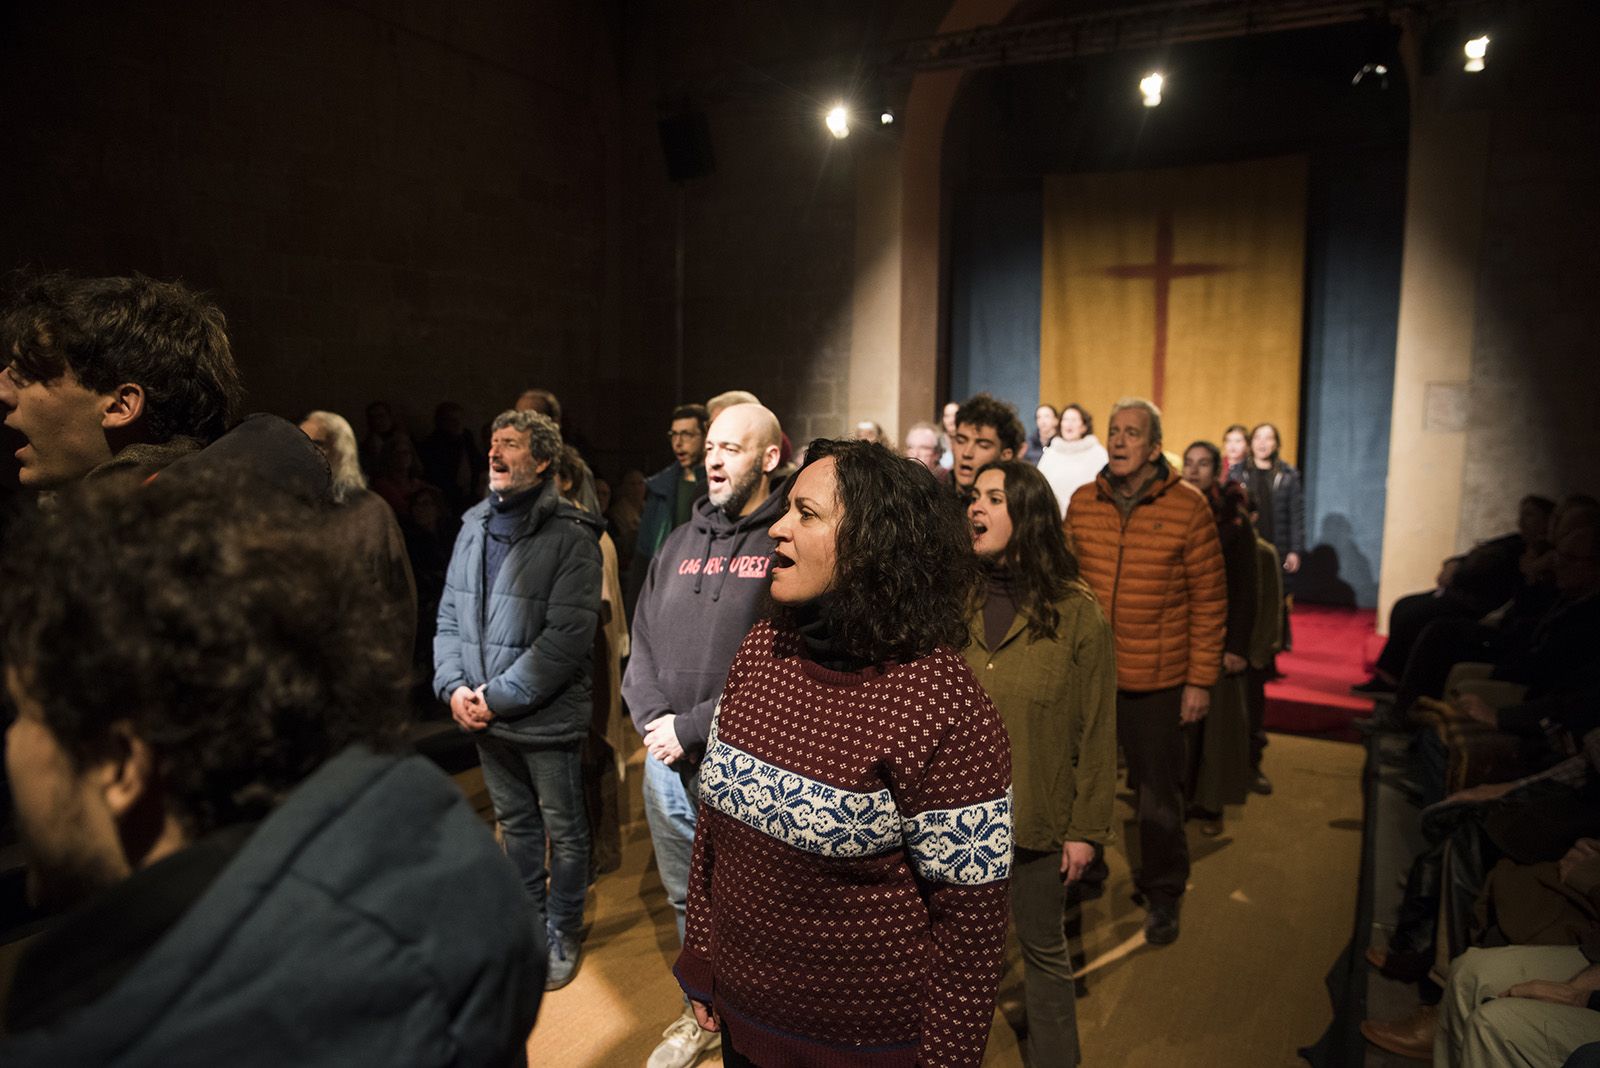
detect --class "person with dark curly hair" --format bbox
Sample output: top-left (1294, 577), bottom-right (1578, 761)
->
top-left (965, 459), bottom-right (1116, 1068)
top-left (675, 438), bottom-right (1013, 1068)
top-left (0, 270), bottom-right (243, 489)
top-left (434, 408), bottom-right (604, 992)
top-left (951, 392), bottom-right (1027, 496)
top-left (0, 474), bottom-right (541, 1064)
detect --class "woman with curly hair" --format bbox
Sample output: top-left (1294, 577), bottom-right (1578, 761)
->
top-left (965, 460), bottom-right (1116, 1068)
top-left (675, 439), bottom-right (1013, 1068)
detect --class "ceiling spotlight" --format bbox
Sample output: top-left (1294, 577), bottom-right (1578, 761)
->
top-left (879, 108), bottom-right (895, 126)
top-left (1463, 35), bottom-right (1489, 73)
top-left (825, 104), bottom-right (850, 139)
top-left (1139, 72), bottom-right (1164, 108)
top-left (1351, 62), bottom-right (1389, 88)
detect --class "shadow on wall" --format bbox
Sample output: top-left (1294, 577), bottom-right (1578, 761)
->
top-left (1297, 513), bottom-right (1377, 608)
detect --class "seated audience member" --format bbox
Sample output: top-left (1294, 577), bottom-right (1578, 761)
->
top-left (1362, 732), bottom-right (1600, 1059)
top-left (0, 475), bottom-right (540, 1064)
top-left (1356, 494), bottom-right (1555, 695)
top-left (300, 410), bottom-right (418, 668)
top-left (0, 271), bottom-right (242, 489)
top-left (951, 393), bottom-right (1027, 499)
top-left (1388, 513), bottom-right (1600, 749)
top-left (417, 400), bottom-right (484, 516)
top-left (1038, 403), bottom-right (1109, 518)
top-left (1436, 943), bottom-right (1600, 1068)
top-left (966, 459), bottom-right (1115, 1067)
top-left (1181, 441), bottom-right (1259, 835)
top-left (1024, 404), bottom-right (1060, 464)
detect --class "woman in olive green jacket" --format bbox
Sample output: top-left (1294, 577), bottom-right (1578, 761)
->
top-left (965, 460), bottom-right (1116, 1068)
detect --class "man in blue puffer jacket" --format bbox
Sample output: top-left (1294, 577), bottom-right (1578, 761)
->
top-left (435, 408), bottom-right (604, 991)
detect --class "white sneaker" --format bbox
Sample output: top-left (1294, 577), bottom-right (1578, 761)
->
top-left (645, 1008), bottom-right (721, 1068)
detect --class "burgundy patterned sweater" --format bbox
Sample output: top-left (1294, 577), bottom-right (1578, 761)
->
top-left (674, 620), bottom-right (1013, 1068)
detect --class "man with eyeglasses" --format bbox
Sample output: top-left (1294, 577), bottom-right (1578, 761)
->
top-left (627, 404), bottom-right (708, 616)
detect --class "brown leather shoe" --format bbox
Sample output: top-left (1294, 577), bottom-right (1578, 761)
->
top-left (1359, 1004), bottom-right (1437, 1061)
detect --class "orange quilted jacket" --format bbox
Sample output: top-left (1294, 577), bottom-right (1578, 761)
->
top-left (1065, 466), bottom-right (1227, 692)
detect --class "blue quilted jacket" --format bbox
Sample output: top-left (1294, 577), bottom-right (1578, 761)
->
top-left (434, 478), bottom-right (603, 744)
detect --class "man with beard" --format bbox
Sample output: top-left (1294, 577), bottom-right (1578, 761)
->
top-left (623, 402), bottom-right (786, 1068)
top-left (434, 409), bottom-right (604, 991)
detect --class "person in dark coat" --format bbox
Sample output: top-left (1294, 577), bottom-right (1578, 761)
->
top-left (1182, 441), bottom-right (1259, 835)
top-left (0, 474), bottom-right (540, 1066)
top-left (434, 409), bottom-right (603, 991)
top-left (625, 403), bottom-right (708, 618)
top-left (1227, 422), bottom-right (1304, 650)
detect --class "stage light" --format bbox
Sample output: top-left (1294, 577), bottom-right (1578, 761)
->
top-left (1463, 35), bottom-right (1489, 73)
top-left (879, 108), bottom-right (895, 126)
top-left (1351, 62), bottom-right (1389, 88)
top-left (1139, 72), bottom-right (1164, 108)
top-left (825, 104), bottom-right (850, 139)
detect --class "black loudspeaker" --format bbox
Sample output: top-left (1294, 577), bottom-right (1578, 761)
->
top-left (658, 111), bottom-right (715, 182)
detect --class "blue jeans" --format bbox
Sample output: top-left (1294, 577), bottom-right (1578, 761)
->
top-left (642, 752), bottom-right (699, 946)
top-left (475, 736), bottom-right (590, 938)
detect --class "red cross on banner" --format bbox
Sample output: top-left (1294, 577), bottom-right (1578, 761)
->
top-left (1040, 155), bottom-right (1308, 465)
top-left (1101, 211), bottom-right (1229, 408)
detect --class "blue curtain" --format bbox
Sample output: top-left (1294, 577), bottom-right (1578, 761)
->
top-left (949, 159), bottom-right (1403, 607)
top-left (949, 189), bottom-right (1042, 418)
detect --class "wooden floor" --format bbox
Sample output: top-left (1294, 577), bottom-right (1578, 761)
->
top-left (528, 733), bottom-right (1365, 1067)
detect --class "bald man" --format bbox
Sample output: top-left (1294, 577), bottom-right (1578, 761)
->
top-left (624, 403), bottom-right (786, 1067)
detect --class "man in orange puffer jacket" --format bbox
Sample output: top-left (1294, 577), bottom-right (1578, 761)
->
top-left (1066, 397), bottom-right (1226, 947)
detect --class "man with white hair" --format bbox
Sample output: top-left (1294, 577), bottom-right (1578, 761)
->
top-left (904, 421), bottom-right (949, 483)
top-left (300, 410), bottom-right (417, 667)
top-left (1066, 396), bottom-right (1226, 947)
top-left (624, 402), bottom-right (787, 1068)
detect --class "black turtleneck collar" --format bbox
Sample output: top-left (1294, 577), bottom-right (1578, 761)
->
top-left (491, 480), bottom-right (544, 515)
top-left (793, 596), bottom-right (875, 674)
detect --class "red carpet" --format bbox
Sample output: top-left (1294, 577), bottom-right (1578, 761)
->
top-left (1264, 603), bottom-right (1382, 742)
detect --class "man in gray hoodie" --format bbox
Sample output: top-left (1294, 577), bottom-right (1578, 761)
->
top-left (624, 402), bottom-right (786, 1068)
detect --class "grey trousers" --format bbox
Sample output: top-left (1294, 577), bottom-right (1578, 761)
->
top-left (1011, 847), bottom-right (1080, 1068)
top-left (1435, 945), bottom-right (1600, 1068)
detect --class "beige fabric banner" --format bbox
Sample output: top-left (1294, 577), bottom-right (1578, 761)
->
top-left (1040, 155), bottom-right (1308, 462)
